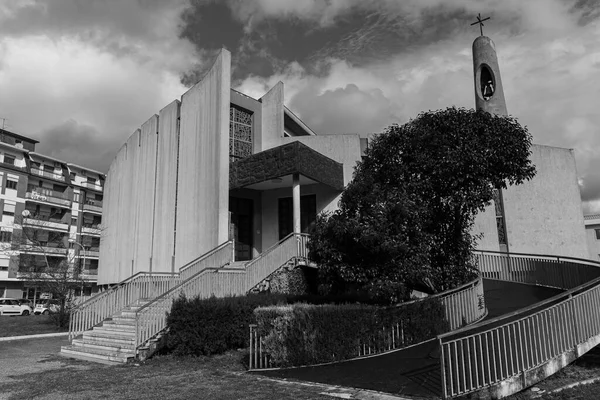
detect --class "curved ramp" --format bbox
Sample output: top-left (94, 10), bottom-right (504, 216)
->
top-left (256, 279), bottom-right (561, 398)
top-left (439, 251), bottom-right (600, 399)
top-left (256, 252), bottom-right (600, 399)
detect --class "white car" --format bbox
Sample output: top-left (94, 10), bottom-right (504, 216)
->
top-left (34, 299), bottom-right (60, 315)
top-left (0, 298), bottom-right (32, 316)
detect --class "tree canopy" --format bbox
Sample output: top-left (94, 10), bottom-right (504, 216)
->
top-left (308, 107), bottom-right (536, 303)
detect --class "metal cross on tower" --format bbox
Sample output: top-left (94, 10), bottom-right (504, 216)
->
top-left (470, 13), bottom-right (490, 36)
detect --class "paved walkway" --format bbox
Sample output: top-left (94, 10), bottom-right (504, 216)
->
top-left (255, 279), bottom-right (564, 398)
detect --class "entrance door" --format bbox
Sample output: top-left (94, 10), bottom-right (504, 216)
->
top-left (229, 197), bottom-right (253, 261)
top-left (278, 194), bottom-right (317, 240)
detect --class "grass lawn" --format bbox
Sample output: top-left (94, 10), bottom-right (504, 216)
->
top-left (507, 346), bottom-right (600, 399)
top-left (0, 314), bottom-right (66, 337)
top-left (0, 351), bottom-right (335, 400)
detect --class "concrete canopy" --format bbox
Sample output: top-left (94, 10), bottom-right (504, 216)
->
top-left (229, 141), bottom-right (344, 191)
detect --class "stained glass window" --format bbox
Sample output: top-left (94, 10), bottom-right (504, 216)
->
top-left (229, 105), bottom-right (253, 162)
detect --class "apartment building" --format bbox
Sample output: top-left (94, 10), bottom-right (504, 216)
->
top-left (0, 128), bottom-right (104, 302)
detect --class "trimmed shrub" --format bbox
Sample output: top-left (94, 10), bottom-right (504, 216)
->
top-left (255, 297), bottom-right (449, 367)
top-left (164, 291), bottom-right (391, 357)
top-left (165, 293), bottom-right (288, 356)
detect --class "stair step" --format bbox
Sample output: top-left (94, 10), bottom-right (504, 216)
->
top-left (75, 336), bottom-right (135, 349)
top-left (72, 339), bottom-right (135, 354)
top-left (92, 327), bottom-right (136, 337)
top-left (101, 321), bottom-right (136, 331)
top-left (83, 329), bottom-right (136, 342)
top-left (109, 317), bottom-right (136, 325)
top-left (60, 345), bottom-right (133, 364)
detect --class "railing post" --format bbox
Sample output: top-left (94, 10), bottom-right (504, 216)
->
top-left (439, 338), bottom-right (447, 399)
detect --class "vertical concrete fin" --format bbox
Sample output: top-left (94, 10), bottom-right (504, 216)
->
top-left (175, 48), bottom-right (231, 268)
top-left (259, 81), bottom-right (284, 151)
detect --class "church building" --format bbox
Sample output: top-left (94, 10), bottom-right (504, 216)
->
top-left (99, 35), bottom-right (589, 285)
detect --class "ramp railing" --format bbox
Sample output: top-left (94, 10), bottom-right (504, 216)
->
top-left (249, 276), bottom-right (486, 370)
top-left (439, 251), bottom-right (600, 399)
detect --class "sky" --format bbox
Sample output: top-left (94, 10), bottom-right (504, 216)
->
top-left (0, 0), bottom-right (599, 213)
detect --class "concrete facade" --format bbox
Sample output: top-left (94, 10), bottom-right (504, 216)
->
top-left (474, 145), bottom-right (588, 258)
top-left (584, 215), bottom-right (600, 261)
top-left (176, 50), bottom-right (231, 268)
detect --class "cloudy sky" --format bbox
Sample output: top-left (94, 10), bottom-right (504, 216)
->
top-left (0, 0), bottom-right (599, 212)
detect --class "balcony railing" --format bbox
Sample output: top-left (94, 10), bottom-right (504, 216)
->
top-left (81, 249), bottom-right (100, 258)
top-left (23, 217), bottom-right (69, 231)
top-left (82, 200), bottom-right (102, 213)
top-left (25, 190), bottom-right (71, 207)
top-left (30, 168), bottom-right (66, 182)
top-left (81, 225), bottom-right (101, 235)
top-left (19, 245), bottom-right (68, 255)
top-left (81, 181), bottom-right (103, 191)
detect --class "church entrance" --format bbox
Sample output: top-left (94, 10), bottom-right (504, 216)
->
top-left (229, 197), bottom-right (253, 261)
top-left (278, 194), bottom-right (317, 240)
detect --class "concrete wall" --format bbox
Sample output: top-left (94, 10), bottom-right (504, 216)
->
top-left (585, 218), bottom-right (600, 261)
top-left (175, 50), bottom-right (231, 268)
top-left (134, 116), bottom-right (159, 273)
top-left (475, 144), bottom-right (588, 258)
top-left (100, 50), bottom-right (232, 284)
top-left (472, 205), bottom-right (500, 252)
top-left (259, 82), bottom-right (284, 152)
top-left (151, 101), bottom-right (180, 273)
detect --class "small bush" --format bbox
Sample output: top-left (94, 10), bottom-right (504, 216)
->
top-left (255, 297), bottom-right (449, 367)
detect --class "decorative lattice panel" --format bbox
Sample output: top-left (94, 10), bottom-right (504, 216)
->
top-left (230, 106), bottom-right (253, 162)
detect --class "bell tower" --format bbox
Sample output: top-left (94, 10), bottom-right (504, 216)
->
top-left (471, 14), bottom-right (510, 252)
top-left (473, 35), bottom-right (508, 116)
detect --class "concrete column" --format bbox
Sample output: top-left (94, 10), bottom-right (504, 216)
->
top-left (292, 173), bottom-right (301, 234)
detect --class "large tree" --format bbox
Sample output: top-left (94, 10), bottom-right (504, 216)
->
top-left (309, 107), bottom-right (536, 303)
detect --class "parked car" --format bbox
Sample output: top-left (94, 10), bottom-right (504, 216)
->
top-left (0, 298), bottom-right (32, 316)
top-left (34, 299), bottom-right (60, 315)
top-left (17, 299), bottom-right (34, 308)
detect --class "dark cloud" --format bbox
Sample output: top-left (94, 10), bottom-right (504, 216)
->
top-left (33, 120), bottom-right (122, 173)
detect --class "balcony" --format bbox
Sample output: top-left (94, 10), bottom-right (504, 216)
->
top-left (30, 168), bottom-right (66, 182)
top-left (23, 217), bottom-right (69, 232)
top-left (81, 224), bottom-right (101, 235)
top-left (81, 249), bottom-right (100, 258)
top-left (19, 244), bottom-right (68, 255)
top-left (25, 188), bottom-right (71, 208)
top-left (82, 200), bottom-right (102, 214)
top-left (80, 181), bottom-right (103, 191)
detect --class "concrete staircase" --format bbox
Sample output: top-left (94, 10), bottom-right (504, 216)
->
top-left (60, 299), bottom-right (150, 364)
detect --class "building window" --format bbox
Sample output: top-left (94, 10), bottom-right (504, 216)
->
top-left (87, 176), bottom-right (96, 184)
top-left (596, 229), bottom-right (600, 240)
top-left (6, 180), bottom-right (17, 190)
top-left (2, 204), bottom-right (15, 216)
top-left (71, 217), bottom-right (77, 226)
top-left (229, 105), bottom-right (253, 163)
top-left (73, 193), bottom-right (80, 203)
top-left (3, 155), bottom-right (15, 165)
top-left (0, 231), bottom-right (12, 242)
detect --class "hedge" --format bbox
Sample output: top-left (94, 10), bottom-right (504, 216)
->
top-left (164, 291), bottom-right (386, 356)
top-left (255, 298), bottom-right (449, 367)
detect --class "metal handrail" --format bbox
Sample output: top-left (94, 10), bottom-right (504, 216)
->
top-left (439, 252), bottom-right (600, 399)
top-left (248, 276), bottom-right (486, 370)
top-left (69, 270), bottom-right (178, 339)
